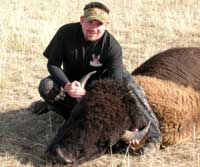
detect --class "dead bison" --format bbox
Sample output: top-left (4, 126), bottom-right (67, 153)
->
top-left (47, 47), bottom-right (200, 165)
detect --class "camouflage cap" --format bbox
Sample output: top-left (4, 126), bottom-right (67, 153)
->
top-left (84, 7), bottom-right (109, 24)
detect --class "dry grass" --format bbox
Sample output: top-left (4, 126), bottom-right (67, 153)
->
top-left (1, 0), bottom-right (200, 166)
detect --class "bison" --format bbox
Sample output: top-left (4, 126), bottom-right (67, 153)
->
top-left (46, 47), bottom-right (200, 165)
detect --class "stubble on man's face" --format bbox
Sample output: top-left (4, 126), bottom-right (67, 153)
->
top-left (80, 17), bottom-right (107, 42)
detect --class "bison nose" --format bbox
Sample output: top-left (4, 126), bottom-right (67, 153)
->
top-left (56, 147), bottom-right (74, 164)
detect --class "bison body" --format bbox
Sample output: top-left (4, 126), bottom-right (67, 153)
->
top-left (133, 47), bottom-right (200, 91)
top-left (132, 47), bottom-right (200, 145)
top-left (136, 75), bottom-right (200, 145)
top-left (47, 47), bottom-right (200, 165)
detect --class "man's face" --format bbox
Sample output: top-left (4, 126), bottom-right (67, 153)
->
top-left (80, 16), bottom-right (108, 42)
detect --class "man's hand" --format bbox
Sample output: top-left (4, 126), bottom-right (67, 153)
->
top-left (126, 128), bottom-right (146, 150)
top-left (64, 81), bottom-right (86, 98)
top-left (129, 139), bottom-right (141, 150)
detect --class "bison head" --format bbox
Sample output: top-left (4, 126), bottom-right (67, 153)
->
top-left (46, 73), bottom-right (149, 165)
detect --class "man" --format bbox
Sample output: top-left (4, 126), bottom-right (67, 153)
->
top-left (35, 2), bottom-right (161, 153)
top-left (37, 2), bottom-right (123, 118)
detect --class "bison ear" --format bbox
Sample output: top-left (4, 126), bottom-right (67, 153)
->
top-left (109, 133), bottom-right (125, 147)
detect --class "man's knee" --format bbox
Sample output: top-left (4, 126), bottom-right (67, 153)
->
top-left (38, 77), bottom-right (61, 102)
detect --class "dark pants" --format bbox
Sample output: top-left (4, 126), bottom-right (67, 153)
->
top-left (38, 76), bottom-right (77, 119)
top-left (122, 70), bottom-right (161, 148)
top-left (38, 70), bottom-right (110, 119)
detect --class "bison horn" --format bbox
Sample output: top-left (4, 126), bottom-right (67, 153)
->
top-left (79, 71), bottom-right (97, 89)
top-left (56, 147), bottom-right (74, 164)
top-left (121, 121), bottom-right (151, 149)
top-left (77, 71), bottom-right (97, 102)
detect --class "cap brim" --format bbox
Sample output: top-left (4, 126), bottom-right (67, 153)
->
top-left (85, 15), bottom-right (105, 24)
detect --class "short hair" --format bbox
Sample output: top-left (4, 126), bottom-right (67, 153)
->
top-left (84, 2), bottom-right (110, 14)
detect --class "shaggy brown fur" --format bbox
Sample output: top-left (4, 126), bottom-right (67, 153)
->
top-left (47, 79), bottom-right (141, 165)
top-left (136, 75), bottom-right (200, 146)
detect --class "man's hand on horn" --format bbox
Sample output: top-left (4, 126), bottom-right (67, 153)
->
top-left (64, 81), bottom-right (86, 98)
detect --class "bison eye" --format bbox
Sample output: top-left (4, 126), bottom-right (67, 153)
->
top-left (96, 139), bottom-right (110, 148)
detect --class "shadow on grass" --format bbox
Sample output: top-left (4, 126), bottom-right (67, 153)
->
top-left (0, 101), bottom-right (140, 167)
top-left (3, 102), bottom-right (199, 167)
top-left (0, 101), bottom-right (65, 167)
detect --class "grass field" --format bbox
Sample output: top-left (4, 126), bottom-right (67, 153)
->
top-left (1, 0), bottom-right (200, 166)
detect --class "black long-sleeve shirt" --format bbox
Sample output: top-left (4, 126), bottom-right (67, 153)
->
top-left (43, 22), bottom-right (123, 87)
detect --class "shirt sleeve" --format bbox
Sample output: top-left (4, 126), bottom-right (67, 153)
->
top-left (47, 64), bottom-right (69, 87)
top-left (106, 39), bottom-right (123, 80)
top-left (43, 27), bottom-right (70, 87)
top-left (44, 27), bottom-right (64, 66)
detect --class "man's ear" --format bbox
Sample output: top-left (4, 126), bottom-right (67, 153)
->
top-left (80, 16), bottom-right (84, 25)
top-left (105, 21), bottom-right (110, 28)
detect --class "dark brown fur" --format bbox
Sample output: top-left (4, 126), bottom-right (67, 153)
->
top-left (133, 47), bottom-right (200, 91)
top-left (47, 79), bottom-right (139, 165)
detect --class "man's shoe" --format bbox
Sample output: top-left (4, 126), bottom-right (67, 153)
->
top-left (30, 100), bottom-right (49, 115)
